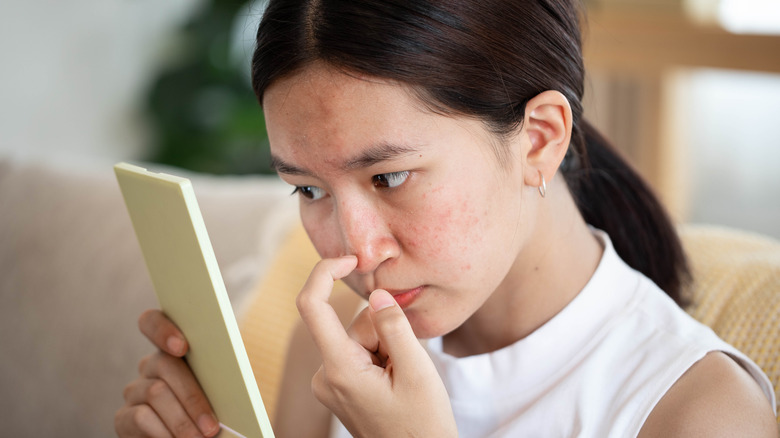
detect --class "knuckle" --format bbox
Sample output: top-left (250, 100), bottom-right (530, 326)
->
top-left (150, 351), bottom-right (179, 377)
top-left (295, 292), bottom-right (314, 316)
top-left (146, 379), bottom-right (170, 400)
top-left (140, 351), bottom-right (168, 377)
top-left (138, 354), bottom-right (153, 374)
top-left (322, 368), bottom-right (350, 393)
top-left (182, 388), bottom-right (206, 411)
top-left (131, 404), bottom-right (155, 429)
top-left (122, 381), bottom-right (137, 402)
top-left (310, 369), bottom-right (329, 403)
top-left (295, 293), bottom-right (305, 311)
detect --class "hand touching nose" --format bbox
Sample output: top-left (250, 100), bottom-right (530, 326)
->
top-left (296, 256), bottom-right (457, 438)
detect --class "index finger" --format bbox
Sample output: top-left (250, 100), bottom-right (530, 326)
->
top-left (296, 256), bottom-right (358, 364)
top-left (139, 309), bottom-right (189, 357)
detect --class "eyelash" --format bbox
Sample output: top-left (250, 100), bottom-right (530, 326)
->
top-left (372, 170), bottom-right (410, 189)
top-left (290, 186), bottom-right (325, 200)
top-left (291, 171), bottom-right (411, 200)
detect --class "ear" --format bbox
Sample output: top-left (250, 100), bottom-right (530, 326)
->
top-left (521, 90), bottom-right (573, 189)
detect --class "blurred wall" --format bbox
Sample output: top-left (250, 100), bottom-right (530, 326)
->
top-left (0, 0), bottom-right (203, 164)
top-left (1, 0), bottom-right (777, 239)
top-left (583, 1), bottom-right (780, 238)
top-left (682, 69), bottom-right (780, 239)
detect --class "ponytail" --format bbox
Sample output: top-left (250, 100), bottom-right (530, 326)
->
top-left (565, 120), bottom-right (691, 307)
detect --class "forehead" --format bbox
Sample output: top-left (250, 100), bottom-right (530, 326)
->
top-left (263, 64), bottom-right (433, 162)
top-left (263, 64), bottom-right (419, 125)
top-left (262, 63), bottom-right (505, 176)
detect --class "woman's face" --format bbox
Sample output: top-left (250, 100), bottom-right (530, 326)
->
top-left (263, 64), bottom-right (532, 339)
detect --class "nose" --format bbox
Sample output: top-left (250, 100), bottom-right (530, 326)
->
top-left (337, 199), bottom-right (400, 274)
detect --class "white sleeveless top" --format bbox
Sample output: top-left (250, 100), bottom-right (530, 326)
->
top-left (330, 231), bottom-right (776, 437)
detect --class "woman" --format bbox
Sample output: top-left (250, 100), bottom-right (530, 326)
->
top-left (115, 0), bottom-right (777, 436)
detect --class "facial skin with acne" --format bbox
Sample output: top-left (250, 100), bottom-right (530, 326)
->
top-left (265, 64), bottom-right (594, 352)
top-left (114, 1), bottom-right (777, 437)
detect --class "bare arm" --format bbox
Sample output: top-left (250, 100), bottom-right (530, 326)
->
top-left (638, 351), bottom-right (777, 437)
top-left (273, 286), bottom-right (364, 438)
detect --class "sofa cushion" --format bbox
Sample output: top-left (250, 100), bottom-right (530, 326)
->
top-left (680, 225), bottom-right (780, 421)
top-left (0, 158), bottom-right (294, 437)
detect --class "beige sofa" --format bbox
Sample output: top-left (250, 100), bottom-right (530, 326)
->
top-left (0, 158), bottom-right (298, 437)
top-left (1, 158), bottom-right (777, 437)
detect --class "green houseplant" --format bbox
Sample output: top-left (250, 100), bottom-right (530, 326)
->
top-left (145, 0), bottom-right (272, 175)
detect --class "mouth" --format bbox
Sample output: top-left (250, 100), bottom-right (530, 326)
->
top-left (383, 286), bottom-right (425, 309)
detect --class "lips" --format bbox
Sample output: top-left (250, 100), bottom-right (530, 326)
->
top-left (384, 286), bottom-right (424, 309)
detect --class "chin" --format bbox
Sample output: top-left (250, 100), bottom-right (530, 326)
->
top-left (406, 311), bottom-right (457, 340)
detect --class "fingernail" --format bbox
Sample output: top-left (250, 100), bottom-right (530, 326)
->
top-left (370, 290), bottom-right (396, 311)
top-left (166, 336), bottom-right (184, 355)
top-left (198, 413), bottom-right (219, 435)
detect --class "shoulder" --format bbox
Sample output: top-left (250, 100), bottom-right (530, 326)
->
top-left (638, 351), bottom-right (777, 437)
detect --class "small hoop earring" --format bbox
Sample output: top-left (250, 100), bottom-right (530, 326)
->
top-left (538, 170), bottom-right (547, 198)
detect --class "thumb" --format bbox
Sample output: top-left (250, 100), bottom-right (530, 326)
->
top-left (367, 290), bottom-right (427, 369)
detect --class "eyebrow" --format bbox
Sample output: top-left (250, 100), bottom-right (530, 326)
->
top-left (271, 142), bottom-right (420, 176)
top-left (270, 155), bottom-right (309, 176)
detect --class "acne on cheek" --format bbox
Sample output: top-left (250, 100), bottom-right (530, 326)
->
top-left (408, 199), bottom-right (483, 267)
top-left (457, 203), bottom-right (484, 273)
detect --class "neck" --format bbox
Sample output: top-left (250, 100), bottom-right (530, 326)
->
top-left (443, 176), bottom-right (603, 357)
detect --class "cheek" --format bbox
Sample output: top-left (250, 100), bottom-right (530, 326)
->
top-left (404, 194), bottom-right (485, 272)
top-left (300, 207), bottom-right (341, 259)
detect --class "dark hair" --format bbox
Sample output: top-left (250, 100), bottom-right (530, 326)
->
top-left (251, 0), bottom-right (690, 306)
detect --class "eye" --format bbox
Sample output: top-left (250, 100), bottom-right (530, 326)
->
top-left (372, 171), bottom-right (410, 189)
top-left (292, 185), bottom-right (326, 200)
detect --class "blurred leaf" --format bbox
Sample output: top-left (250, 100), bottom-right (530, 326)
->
top-left (145, 0), bottom-right (272, 175)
